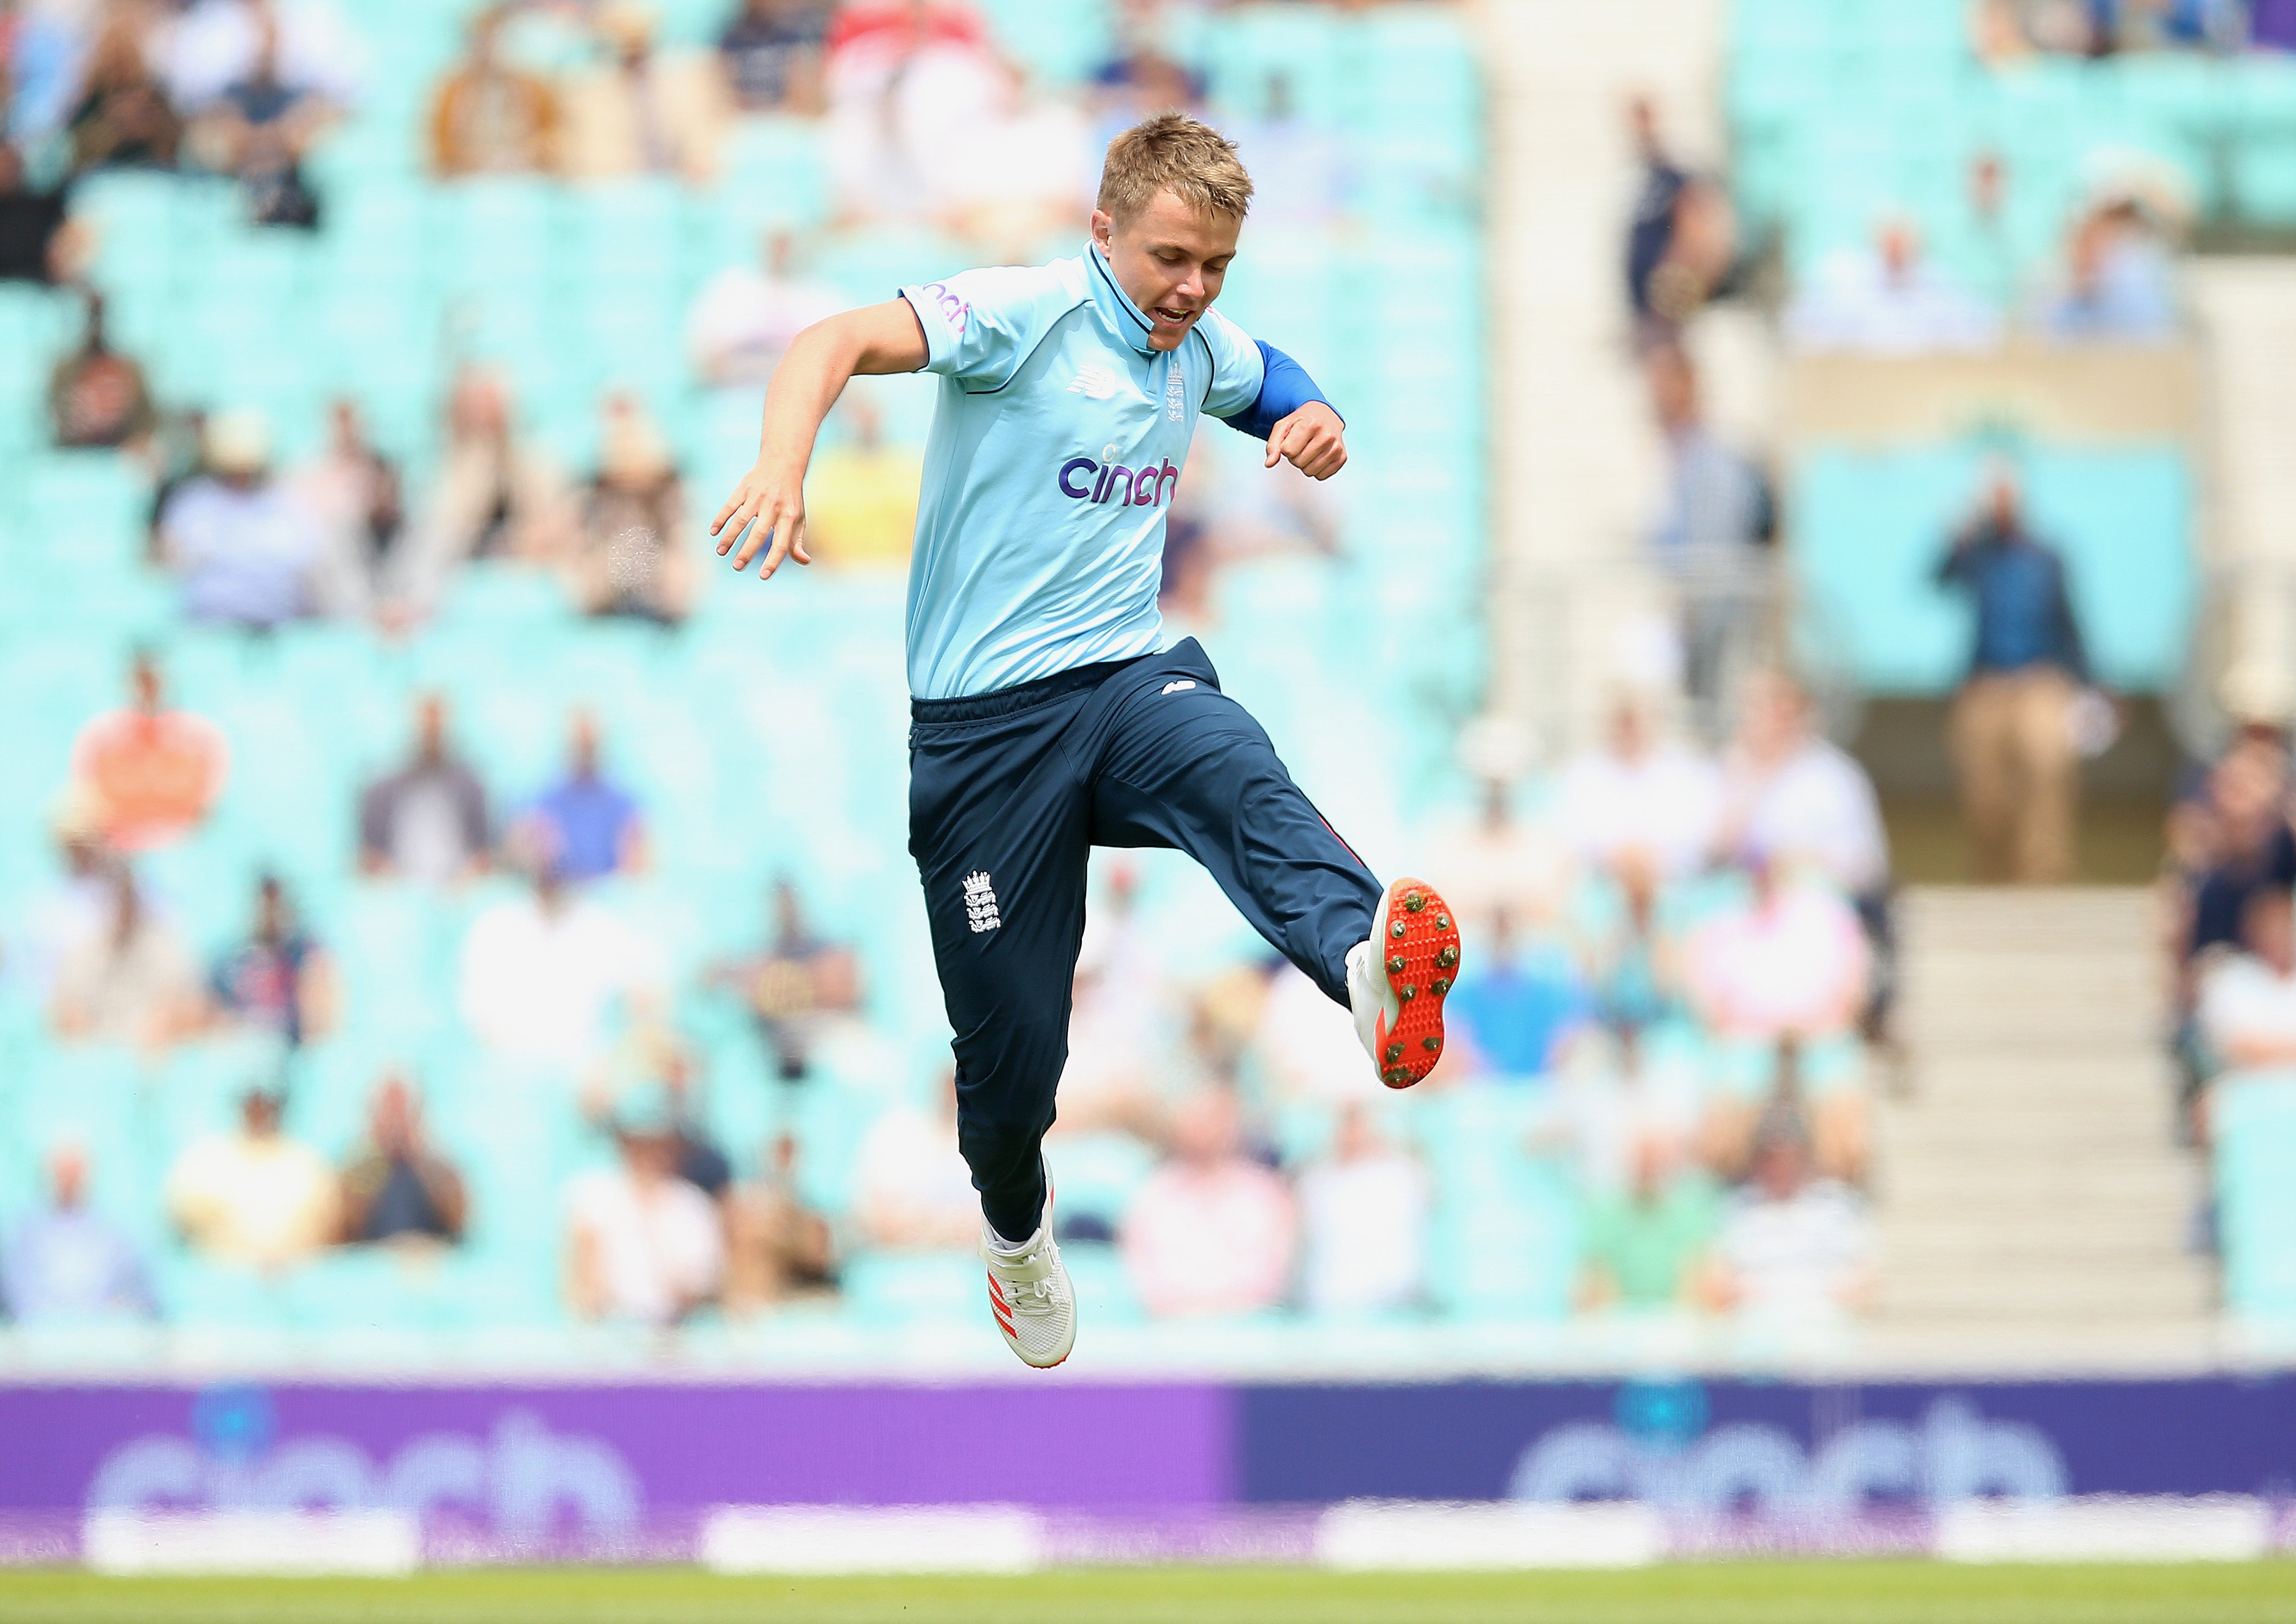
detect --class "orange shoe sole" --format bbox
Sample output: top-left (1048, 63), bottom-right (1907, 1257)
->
top-left (1373, 876), bottom-right (1461, 1089)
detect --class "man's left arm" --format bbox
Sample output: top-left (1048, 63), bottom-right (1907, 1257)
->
top-left (1200, 316), bottom-right (1347, 480)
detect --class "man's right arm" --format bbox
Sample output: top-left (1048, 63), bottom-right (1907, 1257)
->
top-left (711, 300), bottom-right (928, 578)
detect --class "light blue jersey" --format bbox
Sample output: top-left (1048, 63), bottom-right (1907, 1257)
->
top-left (895, 246), bottom-right (1267, 700)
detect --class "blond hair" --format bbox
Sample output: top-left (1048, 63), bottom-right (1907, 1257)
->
top-left (1097, 112), bottom-right (1254, 223)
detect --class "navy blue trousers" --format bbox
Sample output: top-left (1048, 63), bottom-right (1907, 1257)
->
top-left (908, 638), bottom-right (1382, 1241)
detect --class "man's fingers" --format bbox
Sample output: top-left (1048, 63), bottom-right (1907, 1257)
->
top-left (758, 505), bottom-right (809, 579)
top-left (789, 516), bottom-right (813, 566)
top-left (729, 501), bottom-right (776, 570)
top-left (715, 494), bottom-right (759, 556)
top-left (710, 489), bottom-right (745, 538)
top-left (1264, 416), bottom-right (1295, 469)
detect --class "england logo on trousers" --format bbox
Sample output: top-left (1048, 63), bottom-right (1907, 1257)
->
top-left (963, 871), bottom-right (1002, 933)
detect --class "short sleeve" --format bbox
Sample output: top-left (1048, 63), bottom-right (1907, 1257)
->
top-left (1194, 308), bottom-right (1266, 418)
top-left (899, 264), bottom-right (1075, 389)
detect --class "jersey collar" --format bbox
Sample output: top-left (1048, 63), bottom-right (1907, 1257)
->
top-left (1086, 243), bottom-right (1160, 357)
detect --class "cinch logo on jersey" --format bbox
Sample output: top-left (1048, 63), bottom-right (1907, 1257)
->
top-left (1056, 455), bottom-right (1180, 507)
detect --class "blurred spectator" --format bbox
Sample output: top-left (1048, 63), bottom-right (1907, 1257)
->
top-left (2033, 197), bottom-right (2177, 344)
top-left (67, 7), bottom-right (182, 172)
top-left (1623, 96), bottom-right (1739, 345)
top-left (211, 873), bottom-right (337, 1049)
top-left (292, 398), bottom-right (406, 621)
top-left (167, 1082), bottom-right (339, 1267)
top-left (186, 4), bottom-right (334, 229)
top-left (3, 1142), bottom-right (153, 1324)
top-left (585, 1035), bottom-right (732, 1197)
top-left (358, 693), bottom-right (492, 884)
top-left (1977, 0), bottom-right (2244, 55)
top-left (1227, 71), bottom-right (1348, 226)
top-left (1582, 852), bottom-right (1689, 1031)
top-left (853, 1072), bottom-right (979, 1250)
top-left (337, 1073), bottom-right (468, 1246)
top-left (724, 1133), bottom-right (838, 1309)
top-left (1422, 772), bottom-right (1570, 949)
top-left (1252, 959), bottom-right (1380, 1107)
top-left (796, 396), bottom-right (918, 569)
top-left (2197, 889), bottom-right (2296, 1078)
top-left (823, 0), bottom-right (1000, 222)
top-left (1644, 344), bottom-right (1772, 737)
top-left (48, 293), bottom-right (156, 450)
top-left (943, 61), bottom-right (1092, 254)
top-left (428, 4), bottom-right (560, 178)
top-left (1056, 861), bottom-right (1165, 1138)
top-left (0, 139), bottom-right (73, 283)
top-left (568, 392), bottom-right (693, 623)
top-left (1686, 853), bottom-right (1869, 1043)
top-left (2176, 738), bottom-right (2295, 1007)
top-left (1579, 1137), bottom-right (1717, 1312)
top-left (685, 226), bottom-right (843, 389)
top-left (1701, 1126), bottom-right (1876, 1320)
top-left (157, 408), bottom-right (331, 628)
top-left (557, 1), bottom-right (729, 184)
top-left (1088, 14), bottom-right (1203, 143)
top-left (709, 877), bottom-right (863, 1083)
top-left (2, 0), bottom-right (82, 142)
top-left (458, 855), bottom-right (666, 1068)
top-left (1550, 1018), bottom-right (1707, 1195)
top-left (10, 794), bottom-right (119, 1006)
top-left (399, 366), bottom-right (573, 610)
top-left (1786, 216), bottom-right (2001, 354)
top-left (163, 0), bottom-right (362, 117)
top-left (717, 0), bottom-right (831, 114)
top-left (565, 1087), bottom-right (725, 1324)
top-left (1556, 692), bottom-right (1721, 880)
top-left (1446, 909), bottom-right (1591, 1081)
top-left (1295, 1103), bottom-right (1429, 1317)
top-left (1936, 465), bottom-right (2092, 884)
top-left (519, 710), bottom-right (646, 883)
top-left (69, 651), bottom-right (227, 852)
top-left (1121, 1088), bottom-right (1295, 1318)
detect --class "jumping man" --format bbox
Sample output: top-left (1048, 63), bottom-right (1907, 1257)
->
top-left (711, 114), bottom-right (1462, 1368)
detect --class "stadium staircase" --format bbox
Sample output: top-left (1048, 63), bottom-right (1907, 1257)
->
top-left (1872, 886), bottom-right (2218, 1364)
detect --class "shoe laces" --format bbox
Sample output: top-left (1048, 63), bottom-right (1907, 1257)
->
top-left (1005, 1273), bottom-right (1057, 1314)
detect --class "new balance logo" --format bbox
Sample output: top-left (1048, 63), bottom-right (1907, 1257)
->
top-left (1162, 680), bottom-right (1197, 695)
top-left (963, 870), bottom-right (1002, 933)
top-left (1067, 366), bottom-right (1121, 400)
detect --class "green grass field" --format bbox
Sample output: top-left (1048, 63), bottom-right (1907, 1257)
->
top-left (2, 1563), bottom-right (2292, 1624)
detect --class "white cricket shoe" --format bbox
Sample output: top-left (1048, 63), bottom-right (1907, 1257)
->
top-left (981, 1208), bottom-right (1077, 1369)
top-left (1346, 875), bottom-right (1464, 1089)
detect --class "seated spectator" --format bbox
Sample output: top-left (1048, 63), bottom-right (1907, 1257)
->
top-left (1088, 30), bottom-right (1203, 144)
top-left (1701, 1126), bottom-right (1876, 1320)
top-left (519, 710), bottom-right (645, 883)
top-left (67, 9), bottom-right (182, 172)
top-left (1579, 1136), bottom-right (1718, 1312)
top-left (1447, 909), bottom-right (1592, 1081)
top-left (167, 1082), bottom-right (339, 1267)
top-left (1555, 692), bottom-right (1721, 881)
top-left (2198, 889), bottom-right (2296, 1079)
top-left (10, 794), bottom-right (119, 1007)
top-left (1295, 1104), bottom-right (1429, 1317)
top-left (3, 1142), bottom-right (153, 1324)
top-left (724, 1133), bottom-right (838, 1310)
top-left (686, 228), bottom-right (843, 389)
top-left (337, 1074), bottom-right (468, 1246)
top-left (800, 398), bottom-right (919, 569)
top-left (565, 1087), bottom-right (724, 1324)
top-left (358, 693), bottom-right (491, 884)
top-left (211, 873), bottom-right (337, 1049)
top-left (48, 293), bottom-right (156, 450)
top-left (567, 393), bottom-right (693, 624)
top-left (51, 863), bottom-right (203, 1049)
top-left (557, 1), bottom-right (729, 183)
top-left (941, 62), bottom-right (1091, 254)
top-left (186, 5), bottom-right (335, 228)
top-left (458, 854), bottom-right (666, 1069)
top-left (157, 408), bottom-right (331, 628)
top-left (1549, 1016), bottom-right (1707, 1193)
top-left (1624, 96), bottom-right (1740, 346)
top-left (1420, 759), bottom-right (1570, 948)
top-left (1249, 959), bottom-right (1376, 1108)
top-left (852, 1072), bottom-right (979, 1251)
top-left (398, 366), bottom-right (574, 611)
top-left (70, 651), bottom-right (228, 853)
top-left (1786, 216), bottom-right (2001, 355)
top-left (428, 4), bottom-right (560, 177)
top-left (1121, 1088), bottom-right (1294, 1318)
top-left (1687, 852), bottom-right (1869, 1042)
top-left (292, 398), bottom-right (406, 621)
top-left (717, 0), bottom-right (832, 114)
top-left (583, 1035), bottom-right (731, 1198)
top-left (709, 877), bottom-right (863, 1083)
top-left (2033, 197), bottom-right (2177, 345)
top-left (0, 140), bottom-right (77, 284)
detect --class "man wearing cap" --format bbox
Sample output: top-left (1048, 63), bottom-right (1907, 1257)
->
top-left (155, 407), bottom-right (330, 629)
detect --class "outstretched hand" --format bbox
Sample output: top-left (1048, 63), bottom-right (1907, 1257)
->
top-left (711, 459), bottom-right (812, 578)
top-left (1264, 401), bottom-right (1347, 480)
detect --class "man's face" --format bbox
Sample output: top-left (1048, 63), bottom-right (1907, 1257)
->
top-left (1091, 190), bottom-right (1241, 353)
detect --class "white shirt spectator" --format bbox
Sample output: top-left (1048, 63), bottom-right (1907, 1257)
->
top-left (1253, 962), bottom-right (1372, 1107)
top-left (1722, 739), bottom-right (1889, 896)
top-left (565, 1163), bottom-right (723, 1324)
top-left (167, 1124), bottom-right (338, 1266)
top-left (1688, 874), bottom-right (1869, 1038)
top-left (458, 885), bottom-right (664, 1068)
top-left (1556, 740), bottom-right (1721, 880)
top-left (2199, 953), bottom-right (2296, 1069)
top-left (1715, 1176), bottom-right (1875, 1318)
top-left (1786, 243), bottom-right (2001, 354)
top-left (684, 249), bottom-right (844, 389)
top-left (160, 477), bottom-right (327, 629)
top-left (164, 0), bottom-right (364, 111)
top-left (851, 1096), bottom-right (980, 1250)
top-left (1296, 1135), bottom-right (1429, 1315)
top-left (1123, 1156), bottom-right (1295, 1318)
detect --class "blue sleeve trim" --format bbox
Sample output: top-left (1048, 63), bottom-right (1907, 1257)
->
top-left (1217, 340), bottom-right (1338, 441)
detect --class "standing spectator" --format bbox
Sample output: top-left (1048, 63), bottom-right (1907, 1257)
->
top-left (556, 1), bottom-right (729, 184)
top-left (428, 4), bottom-right (560, 177)
top-left (1579, 1136), bottom-right (1718, 1312)
top-left (1701, 1127), bottom-right (1876, 1321)
top-left (358, 693), bottom-right (491, 884)
top-left (211, 873), bottom-right (337, 1049)
top-left (4, 1143), bottom-right (153, 1324)
top-left (685, 227), bottom-right (843, 389)
top-left (398, 366), bottom-right (573, 610)
top-left (157, 408), bottom-right (331, 628)
top-left (717, 0), bottom-right (832, 114)
top-left (167, 1082), bottom-right (339, 1267)
top-left (800, 398), bottom-right (918, 570)
top-left (457, 855), bottom-right (666, 1069)
top-left (709, 877), bottom-right (863, 1083)
top-left (48, 293), bottom-right (156, 450)
top-left (70, 651), bottom-right (228, 853)
top-left (67, 8), bottom-right (181, 173)
top-left (187, 5), bottom-right (334, 228)
top-left (1295, 1103), bottom-right (1430, 1317)
top-left (518, 710), bottom-right (645, 882)
top-left (724, 1134), bottom-right (839, 1310)
top-left (1623, 96), bottom-right (1739, 345)
top-left (1936, 465), bottom-right (2093, 884)
top-left (293, 398), bottom-right (406, 621)
top-left (1786, 216), bottom-right (2001, 354)
top-left (1121, 1088), bottom-right (1295, 1319)
top-left (1555, 691), bottom-right (1722, 881)
top-left (337, 1073), bottom-right (468, 1245)
top-left (0, 139), bottom-right (75, 284)
top-left (564, 1087), bottom-right (725, 1324)
top-left (567, 392), bottom-right (693, 624)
